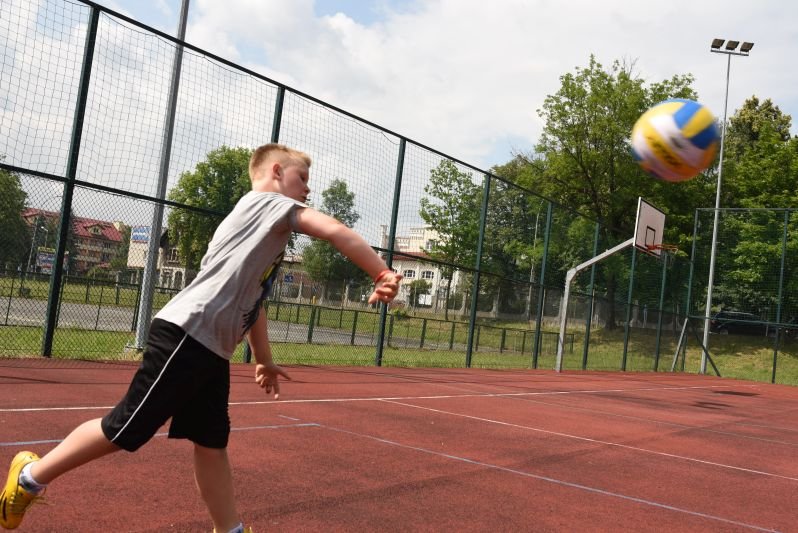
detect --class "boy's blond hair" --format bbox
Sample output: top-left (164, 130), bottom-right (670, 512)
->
top-left (249, 144), bottom-right (311, 180)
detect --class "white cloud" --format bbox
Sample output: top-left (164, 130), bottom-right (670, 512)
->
top-left (168, 0), bottom-right (798, 169)
top-left (14, 0), bottom-right (798, 174)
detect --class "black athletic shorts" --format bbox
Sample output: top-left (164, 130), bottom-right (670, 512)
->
top-left (101, 319), bottom-right (231, 451)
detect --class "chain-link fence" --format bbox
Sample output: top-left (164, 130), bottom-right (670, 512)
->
top-left (1, 0), bottom-right (796, 385)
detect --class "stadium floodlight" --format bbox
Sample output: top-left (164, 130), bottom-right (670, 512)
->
top-left (701, 39), bottom-right (754, 373)
top-left (725, 40), bottom-right (740, 51)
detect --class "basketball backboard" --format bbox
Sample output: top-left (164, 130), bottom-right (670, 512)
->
top-left (633, 198), bottom-right (666, 257)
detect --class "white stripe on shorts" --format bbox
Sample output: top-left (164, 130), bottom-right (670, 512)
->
top-left (110, 333), bottom-right (189, 444)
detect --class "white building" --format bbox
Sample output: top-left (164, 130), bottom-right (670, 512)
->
top-left (380, 225), bottom-right (464, 311)
top-left (126, 227), bottom-right (192, 290)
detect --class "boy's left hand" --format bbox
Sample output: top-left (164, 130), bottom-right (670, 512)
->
top-left (368, 271), bottom-right (402, 304)
top-left (255, 362), bottom-right (292, 400)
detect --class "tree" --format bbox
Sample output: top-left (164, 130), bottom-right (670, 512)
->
top-left (508, 56), bottom-right (702, 328)
top-left (110, 224), bottom-right (132, 275)
top-left (725, 97), bottom-right (793, 159)
top-left (407, 279), bottom-right (431, 310)
top-left (419, 160), bottom-right (482, 319)
top-left (0, 164), bottom-right (30, 270)
top-left (167, 146), bottom-right (252, 270)
top-left (301, 179), bottom-right (368, 304)
top-left (705, 102), bottom-right (798, 315)
top-left (723, 97), bottom-right (796, 208)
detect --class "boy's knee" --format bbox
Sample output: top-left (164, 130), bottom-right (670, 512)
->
top-left (193, 443), bottom-right (228, 457)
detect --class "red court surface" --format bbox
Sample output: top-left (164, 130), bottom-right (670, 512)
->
top-left (1, 360), bottom-right (797, 532)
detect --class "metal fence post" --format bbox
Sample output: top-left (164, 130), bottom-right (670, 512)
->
top-left (771, 211), bottom-right (790, 383)
top-left (465, 174), bottom-right (491, 367)
top-left (653, 249), bottom-right (668, 371)
top-left (271, 86), bottom-right (285, 143)
top-left (685, 210), bottom-right (700, 320)
top-left (41, 7), bottom-right (100, 357)
top-left (350, 310), bottom-right (358, 345)
top-left (4, 275), bottom-right (15, 325)
top-left (621, 247), bottom-right (637, 371)
top-left (532, 202), bottom-right (553, 368)
top-left (307, 307), bottom-right (316, 343)
top-left (375, 139), bottom-right (405, 366)
top-left (582, 222), bottom-right (600, 369)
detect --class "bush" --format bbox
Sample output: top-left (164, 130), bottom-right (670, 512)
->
top-left (392, 307), bottom-right (410, 320)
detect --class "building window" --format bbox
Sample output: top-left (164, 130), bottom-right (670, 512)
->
top-left (402, 270), bottom-right (416, 279)
top-left (421, 270), bottom-right (434, 280)
top-left (167, 247), bottom-right (179, 262)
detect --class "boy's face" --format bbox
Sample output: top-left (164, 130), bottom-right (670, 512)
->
top-left (278, 161), bottom-right (310, 203)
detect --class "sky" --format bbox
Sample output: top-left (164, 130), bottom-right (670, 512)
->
top-left (83, 0), bottom-right (798, 171)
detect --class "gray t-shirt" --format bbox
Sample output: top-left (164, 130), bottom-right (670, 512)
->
top-left (156, 191), bottom-right (305, 359)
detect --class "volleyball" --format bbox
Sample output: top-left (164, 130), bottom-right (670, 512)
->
top-left (631, 99), bottom-right (720, 182)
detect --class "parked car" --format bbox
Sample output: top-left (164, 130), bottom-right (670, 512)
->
top-left (773, 316), bottom-right (798, 339)
top-left (709, 311), bottom-right (767, 336)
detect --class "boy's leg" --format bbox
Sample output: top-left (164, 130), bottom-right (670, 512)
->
top-left (1, 419), bottom-right (118, 529)
top-left (193, 444), bottom-right (240, 532)
top-left (30, 418), bottom-right (119, 484)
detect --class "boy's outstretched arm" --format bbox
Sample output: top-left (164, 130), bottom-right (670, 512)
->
top-left (294, 207), bottom-right (402, 303)
top-left (247, 310), bottom-right (291, 399)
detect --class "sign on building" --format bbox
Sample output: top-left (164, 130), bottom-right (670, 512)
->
top-left (127, 225), bottom-right (150, 268)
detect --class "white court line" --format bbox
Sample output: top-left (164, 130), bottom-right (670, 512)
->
top-left (381, 399), bottom-right (798, 483)
top-left (0, 384), bottom-right (741, 413)
top-left (734, 418), bottom-right (798, 434)
top-left (360, 380), bottom-right (798, 447)
top-left (502, 394), bottom-right (798, 448)
top-left (0, 422), bottom-right (317, 447)
top-left (313, 421), bottom-right (778, 532)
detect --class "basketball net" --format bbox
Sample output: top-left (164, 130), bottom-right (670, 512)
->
top-left (646, 243), bottom-right (679, 267)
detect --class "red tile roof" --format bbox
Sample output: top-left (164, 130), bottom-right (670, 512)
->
top-left (22, 209), bottom-right (124, 243)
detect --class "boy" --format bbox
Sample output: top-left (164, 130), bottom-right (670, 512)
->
top-left (0, 144), bottom-right (402, 532)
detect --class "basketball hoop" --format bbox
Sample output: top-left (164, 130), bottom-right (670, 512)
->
top-left (646, 243), bottom-right (680, 267)
top-left (646, 243), bottom-right (679, 253)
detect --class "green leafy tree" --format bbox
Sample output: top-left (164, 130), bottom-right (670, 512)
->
top-left (723, 98), bottom-right (796, 208)
top-left (407, 278), bottom-right (432, 309)
top-left (707, 102), bottom-right (798, 315)
top-left (110, 224), bottom-right (132, 274)
top-left (0, 165), bottom-right (30, 270)
top-left (725, 97), bottom-right (793, 160)
top-left (419, 160), bottom-right (482, 319)
top-left (510, 56), bottom-right (701, 328)
top-left (301, 179), bottom-right (368, 303)
top-left (167, 146), bottom-right (252, 270)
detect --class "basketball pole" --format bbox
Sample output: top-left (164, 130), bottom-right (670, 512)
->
top-left (556, 237), bottom-right (634, 372)
top-left (556, 198), bottom-right (664, 372)
top-left (702, 39), bottom-right (753, 373)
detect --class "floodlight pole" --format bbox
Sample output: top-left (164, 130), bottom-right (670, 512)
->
top-left (701, 39), bottom-right (752, 373)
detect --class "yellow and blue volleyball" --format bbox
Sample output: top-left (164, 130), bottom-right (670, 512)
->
top-left (631, 99), bottom-right (720, 182)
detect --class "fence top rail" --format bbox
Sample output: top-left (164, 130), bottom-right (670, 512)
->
top-left (696, 207), bottom-right (798, 213)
